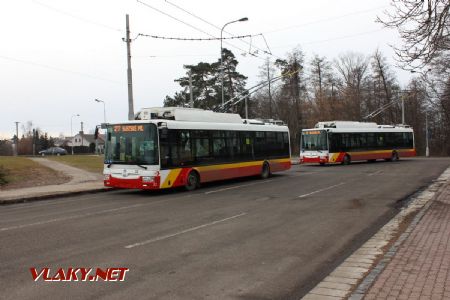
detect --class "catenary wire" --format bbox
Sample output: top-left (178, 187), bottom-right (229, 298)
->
top-left (0, 55), bottom-right (121, 84)
top-left (163, 0), bottom-right (278, 59)
top-left (135, 33), bottom-right (257, 41)
top-left (136, 0), bottom-right (263, 60)
top-left (262, 5), bottom-right (388, 35)
top-left (271, 29), bottom-right (386, 49)
top-left (32, 0), bottom-right (122, 32)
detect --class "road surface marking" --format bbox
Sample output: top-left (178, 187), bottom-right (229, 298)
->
top-left (125, 212), bottom-right (247, 249)
top-left (0, 203), bottom-right (148, 232)
top-left (204, 180), bottom-right (274, 194)
top-left (298, 182), bottom-right (346, 198)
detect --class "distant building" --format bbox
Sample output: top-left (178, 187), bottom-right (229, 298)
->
top-left (71, 131), bottom-right (105, 153)
top-left (54, 137), bottom-right (71, 148)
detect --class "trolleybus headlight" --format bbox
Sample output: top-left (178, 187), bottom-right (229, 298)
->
top-left (104, 174), bottom-right (110, 181)
top-left (142, 176), bottom-right (154, 182)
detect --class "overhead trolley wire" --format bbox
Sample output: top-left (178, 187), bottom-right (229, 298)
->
top-left (262, 5), bottom-right (388, 35)
top-left (163, 0), bottom-right (278, 59)
top-left (271, 28), bottom-right (387, 49)
top-left (135, 33), bottom-right (257, 41)
top-left (0, 55), bottom-right (121, 84)
top-left (136, 0), bottom-right (263, 60)
top-left (32, 0), bottom-right (122, 32)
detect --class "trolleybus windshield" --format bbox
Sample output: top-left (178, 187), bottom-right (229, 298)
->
top-left (105, 123), bottom-right (159, 165)
top-left (301, 130), bottom-right (328, 151)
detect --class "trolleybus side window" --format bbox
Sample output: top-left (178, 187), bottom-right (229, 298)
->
top-left (254, 131), bottom-right (266, 159)
top-left (239, 131), bottom-right (254, 160)
top-left (212, 131), bottom-right (228, 161)
top-left (225, 131), bottom-right (239, 160)
top-left (282, 132), bottom-right (290, 156)
top-left (192, 130), bottom-right (213, 163)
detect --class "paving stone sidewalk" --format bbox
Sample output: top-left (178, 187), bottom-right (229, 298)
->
top-left (0, 158), bottom-right (107, 203)
top-left (302, 167), bottom-right (450, 300)
top-left (363, 183), bottom-right (450, 300)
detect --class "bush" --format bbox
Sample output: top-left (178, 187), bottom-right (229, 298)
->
top-left (0, 165), bottom-right (8, 186)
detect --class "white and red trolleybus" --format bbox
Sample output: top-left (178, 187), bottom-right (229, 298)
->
top-left (300, 121), bottom-right (416, 165)
top-left (103, 107), bottom-right (291, 190)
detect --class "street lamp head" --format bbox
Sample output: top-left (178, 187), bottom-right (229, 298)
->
top-left (238, 17), bottom-right (248, 22)
top-left (95, 98), bottom-right (102, 103)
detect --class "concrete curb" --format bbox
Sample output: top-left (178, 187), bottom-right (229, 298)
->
top-left (0, 187), bottom-right (113, 205)
top-left (301, 166), bottom-right (450, 300)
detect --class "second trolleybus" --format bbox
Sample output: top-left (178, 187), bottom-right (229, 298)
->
top-left (300, 121), bottom-right (416, 165)
top-left (103, 107), bottom-right (291, 190)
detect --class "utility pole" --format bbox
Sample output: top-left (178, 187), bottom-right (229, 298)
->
top-left (188, 72), bottom-right (194, 108)
top-left (125, 14), bottom-right (134, 121)
top-left (32, 129), bottom-right (36, 156)
top-left (80, 121), bottom-right (84, 148)
top-left (14, 122), bottom-right (19, 156)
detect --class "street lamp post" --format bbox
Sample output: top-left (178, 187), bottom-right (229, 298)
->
top-left (70, 114), bottom-right (80, 155)
top-left (220, 17), bottom-right (248, 106)
top-left (94, 98), bottom-right (107, 123)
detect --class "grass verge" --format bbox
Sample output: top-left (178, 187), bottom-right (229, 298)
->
top-left (0, 156), bottom-right (70, 190)
top-left (45, 155), bottom-right (104, 173)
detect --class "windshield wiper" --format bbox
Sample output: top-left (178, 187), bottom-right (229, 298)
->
top-left (136, 164), bottom-right (148, 170)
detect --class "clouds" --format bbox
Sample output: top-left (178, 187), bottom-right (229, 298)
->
top-left (0, 0), bottom-right (408, 138)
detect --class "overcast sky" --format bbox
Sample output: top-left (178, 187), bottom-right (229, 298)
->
top-left (0, 0), bottom-right (412, 139)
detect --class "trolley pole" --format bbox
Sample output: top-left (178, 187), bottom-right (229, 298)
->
top-left (126, 14), bottom-right (135, 121)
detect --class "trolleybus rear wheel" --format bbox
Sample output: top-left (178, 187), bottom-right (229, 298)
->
top-left (261, 162), bottom-right (271, 179)
top-left (392, 151), bottom-right (399, 162)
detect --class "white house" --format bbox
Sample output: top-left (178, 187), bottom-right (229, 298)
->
top-left (71, 131), bottom-right (105, 153)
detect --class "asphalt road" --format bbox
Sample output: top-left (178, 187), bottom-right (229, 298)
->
top-left (1, 157), bottom-right (449, 300)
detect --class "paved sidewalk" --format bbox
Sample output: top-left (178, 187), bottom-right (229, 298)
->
top-left (0, 158), bottom-right (107, 204)
top-left (363, 183), bottom-right (450, 300)
top-left (302, 167), bottom-right (450, 300)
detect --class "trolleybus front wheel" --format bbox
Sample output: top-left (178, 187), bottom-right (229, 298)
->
top-left (342, 154), bottom-right (351, 165)
top-left (185, 171), bottom-right (200, 191)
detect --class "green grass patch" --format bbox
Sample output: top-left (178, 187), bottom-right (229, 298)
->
top-left (46, 155), bottom-right (104, 173)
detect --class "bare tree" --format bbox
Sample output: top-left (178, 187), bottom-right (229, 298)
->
top-left (334, 52), bottom-right (370, 120)
top-left (371, 49), bottom-right (400, 124)
top-left (308, 55), bottom-right (337, 121)
top-left (253, 58), bottom-right (277, 119)
top-left (377, 0), bottom-right (450, 69)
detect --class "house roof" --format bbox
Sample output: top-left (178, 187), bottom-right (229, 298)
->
top-left (75, 132), bottom-right (105, 144)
